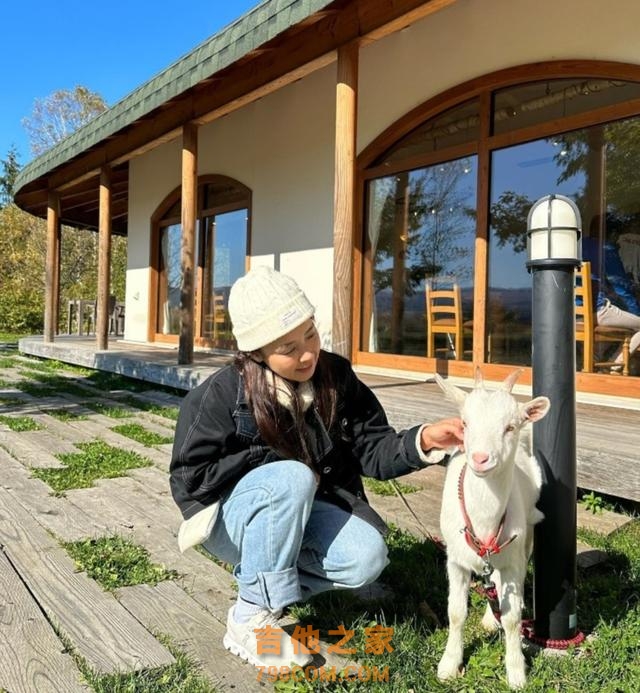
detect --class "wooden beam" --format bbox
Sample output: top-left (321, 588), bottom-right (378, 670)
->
top-left (332, 42), bottom-right (359, 358)
top-left (44, 193), bottom-right (60, 342)
top-left (178, 123), bottom-right (198, 365)
top-left (96, 166), bottom-right (112, 350)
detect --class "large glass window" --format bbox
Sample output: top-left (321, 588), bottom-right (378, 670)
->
top-left (200, 209), bottom-right (248, 348)
top-left (364, 156), bottom-right (477, 356)
top-left (157, 223), bottom-right (183, 335)
top-left (360, 67), bottom-right (640, 380)
top-left (489, 121), bottom-right (640, 369)
top-left (153, 176), bottom-right (250, 349)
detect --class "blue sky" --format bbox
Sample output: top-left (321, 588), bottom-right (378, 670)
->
top-left (3, 0), bottom-right (258, 167)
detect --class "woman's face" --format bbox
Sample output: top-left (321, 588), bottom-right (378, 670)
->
top-left (259, 319), bottom-right (321, 383)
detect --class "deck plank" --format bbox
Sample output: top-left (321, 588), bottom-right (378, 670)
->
top-left (0, 447), bottom-right (108, 542)
top-left (0, 486), bottom-right (175, 674)
top-left (66, 477), bottom-right (238, 622)
top-left (0, 551), bottom-right (90, 693)
top-left (117, 581), bottom-right (265, 693)
top-left (364, 376), bottom-right (640, 502)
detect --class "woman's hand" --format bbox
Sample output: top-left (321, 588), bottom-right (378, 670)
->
top-left (420, 418), bottom-right (464, 453)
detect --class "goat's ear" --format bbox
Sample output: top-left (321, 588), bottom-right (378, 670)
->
top-left (502, 368), bottom-right (524, 393)
top-left (434, 373), bottom-right (468, 408)
top-left (520, 396), bottom-right (551, 423)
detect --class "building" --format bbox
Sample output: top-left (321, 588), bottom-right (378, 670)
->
top-left (14, 0), bottom-right (640, 400)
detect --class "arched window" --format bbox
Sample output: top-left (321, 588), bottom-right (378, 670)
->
top-left (359, 62), bottom-right (640, 382)
top-left (150, 175), bottom-right (251, 349)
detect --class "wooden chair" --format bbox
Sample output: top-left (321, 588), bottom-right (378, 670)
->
top-left (203, 293), bottom-right (228, 339)
top-left (575, 261), bottom-right (632, 375)
top-left (425, 280), bottom-right (472, 359)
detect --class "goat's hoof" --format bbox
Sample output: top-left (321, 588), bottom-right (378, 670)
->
top-left (506, 669), bottom-right (526, 690)
top-left (437, 658), bottom-right (463, 681)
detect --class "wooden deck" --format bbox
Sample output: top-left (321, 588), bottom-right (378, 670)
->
top-left (0, 341), bottom-right (637, 691)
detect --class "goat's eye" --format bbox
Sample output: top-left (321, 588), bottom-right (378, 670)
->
top-left (461, 420), bottom-right (467, 428)
top-left (505, 424), bottom-right (515, 433)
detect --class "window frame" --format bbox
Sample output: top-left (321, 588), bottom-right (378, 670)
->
top-left (355, 60), bottom-right (640, 393)
top-left (149, 174), bottom-right (251, 347)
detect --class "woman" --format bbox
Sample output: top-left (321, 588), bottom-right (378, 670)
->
top-left (170, 266), bottom-right (463, 669)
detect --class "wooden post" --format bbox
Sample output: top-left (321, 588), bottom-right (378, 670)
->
top-left (178, 122), bottom-right (198, 365)
top-left (44, 192), bottom-right (60, 342)
top-left (332, 42), bottom-right (359, 358)
top-left (97, 165), bottom-right (112, 350)
top-left (53, 223), bottom-right (61, 334)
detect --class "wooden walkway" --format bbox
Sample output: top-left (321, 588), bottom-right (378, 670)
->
top-left (0, 349), bottom-right (636, 691)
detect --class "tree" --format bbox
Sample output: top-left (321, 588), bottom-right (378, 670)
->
top-left (0, 85), bottom-right (127, 335)
top-left (0, 146), bottom-right (21, 208)
top-left (0, 204), bottom-right (46, 331)
top-left (22, 86), bottom-right (107, 157)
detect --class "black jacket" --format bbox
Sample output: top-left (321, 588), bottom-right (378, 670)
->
top-left (169, 351), bottom-right (427, 532)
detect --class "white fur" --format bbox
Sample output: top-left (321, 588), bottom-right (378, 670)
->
top-left (435, 368), bottom-right (550, 690)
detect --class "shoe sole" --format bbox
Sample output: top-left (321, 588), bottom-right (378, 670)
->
top-left (223, 633), bottom-right (313, 668)
top-left (223, 634), bottom-right (264, 667)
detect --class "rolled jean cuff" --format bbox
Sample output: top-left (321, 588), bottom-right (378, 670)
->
top-left (235, 566), bottom-right (302, 611)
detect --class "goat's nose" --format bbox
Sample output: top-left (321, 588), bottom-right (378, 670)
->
top-left (471, 452), bottom-right (489, 466)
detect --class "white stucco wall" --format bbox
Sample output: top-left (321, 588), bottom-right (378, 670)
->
top-left (125, 0), bottom-right (640, 346)
top-left (358, 0), bottom-right (640, 150)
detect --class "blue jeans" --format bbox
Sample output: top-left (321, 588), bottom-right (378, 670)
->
top-left (201, 460), bottom-right (389, 611)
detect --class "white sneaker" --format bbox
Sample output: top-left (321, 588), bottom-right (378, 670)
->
top-left (223, 606), bottom-right (313, 668)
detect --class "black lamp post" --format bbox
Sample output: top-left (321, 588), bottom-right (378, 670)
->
top-left (526, 194), bottom-right (582, 643)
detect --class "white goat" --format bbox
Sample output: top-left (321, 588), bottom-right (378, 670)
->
top-left (435, 368), bottom-right (550, 690)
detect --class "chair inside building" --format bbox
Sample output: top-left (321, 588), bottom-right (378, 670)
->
top-left (575, 261), bottom-right (632, 375)
top-left (425, 279), bottom-right (472, 360)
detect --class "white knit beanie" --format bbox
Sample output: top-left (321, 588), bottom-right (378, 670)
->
top-left (228, 266), bottom-right (315, 351)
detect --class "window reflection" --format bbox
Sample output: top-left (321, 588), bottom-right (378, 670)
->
top-left (158, 224), bottom-right (182, 335)
top-left (489, 117), bottom-right (640, 371)
top-left (154, 176), bottom-right (249, 348)
top-left (200, 209), bottom-right (248, 348)
top-left (365, 157), bottom-right (477, 356)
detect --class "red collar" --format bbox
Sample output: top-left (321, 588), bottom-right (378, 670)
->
top-left (457, 465), bottom-right (517, 558)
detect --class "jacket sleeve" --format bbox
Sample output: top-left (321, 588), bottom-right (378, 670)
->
top-left (169, 374), bottom-right (253, 518)
top-left (342, 364), bottom-right (427, 480)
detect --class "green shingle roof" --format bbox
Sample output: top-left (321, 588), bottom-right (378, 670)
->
top-left (15, 0), bottom-right (334, 193)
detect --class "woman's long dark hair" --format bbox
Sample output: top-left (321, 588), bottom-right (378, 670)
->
top-left (233, 350), bottom-right (337, 466)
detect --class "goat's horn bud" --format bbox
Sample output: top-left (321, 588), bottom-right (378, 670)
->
top-left (502, 368), bottom-right (524, 392)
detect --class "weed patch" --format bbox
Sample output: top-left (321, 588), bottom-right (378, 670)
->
top-left (32, 440), bottom-right (152, 493)
top-left (363, 478), bottom-right (419, 496)
top-left (111, 422), bottom-right (174, 446)
top-left (85, 401), bottom-right (133, 418)
top-left (63, 535), bottom-right (178, 590)
top-left (80, 635), bottom-right (215, 692)
top-left (85, 370), bottom-right (154, 392)
top-left (46, 407), bottom-right (88, 422)
top-left (0, 414), bottom-right (42, 432)
top-left (120, 395), bottom-right (179, 421)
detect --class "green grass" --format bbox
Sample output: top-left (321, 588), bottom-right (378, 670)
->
top-left (281, 520), bottom-right (640, 692)
top-left (120, 395), bottom-right (180, 421)
top-left (0, 356), bottom-right (16, 368)
top-left (0, 395), bottom-right (22, 406)
top-left (80, 635), bottom-right (216, 693)
top-left (46, 407), bottom-right (89, 422)
top-left (0, 413), bottom-right (42, 431)
top-left (32, 440), bottom-right (152, 493)
top-left (111, 422), bottom-right (174, 446)
top-left (63, 535), bottom-right (178, 591)
top-left (84, 370), bottom-right (155, 392)
top-left (363, 477), bottom-right (419, 496)
top-left (85, 401), bottom-right (134, 418)
top-left (15, 377), bottom-right (96, 398)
